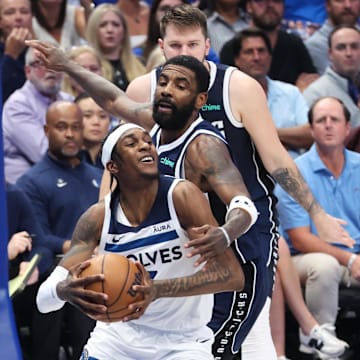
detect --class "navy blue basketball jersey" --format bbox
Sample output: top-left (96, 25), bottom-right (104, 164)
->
top-left (153, 63), bottom-right (279, 264)
top-left (151, 116), bottom-right (226, 178)
top-left (151, 63), bottom-right (279, 354)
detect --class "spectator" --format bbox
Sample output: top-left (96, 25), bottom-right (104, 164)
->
top-left (227, 28), bottom-right (312, 159)
top-left (306, 0), bottom-right (360, 75)
top-left (245, 0), bottom-right (318, 90)
top-left (116, 0), bottom-right (150, 48)
top-left (275, 96), bottom-right (360, 358)
top-left (303, 25), bottom-right (360, 128)
top-left (3, 46), bottom-right (72, 184)
top-left (62, 44), bottom-right (112, 97)
top-left (0, 0), bottom-right (33, 103)
top-left (6, 182), bottom-right (54, 359)
top-left (75, 92), bottom-right (111, 168)
top-left (201, 0), bottom-right (249, 56)
top-left (86, 3), bottom-right (146, 90)
top-left (16, 100), bottom-right (101, 360)
top-left (6, 183), bottom-right (52, 282)
top-left (30, 0), bottom-right (89, 49)
top-left (271, 237), bottom-right (348, 360)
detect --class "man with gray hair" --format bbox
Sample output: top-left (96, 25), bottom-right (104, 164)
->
top-left (2, 46), bottom-right (72, 183)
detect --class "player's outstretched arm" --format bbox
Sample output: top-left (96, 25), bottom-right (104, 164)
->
top-left (230, 70), bottom-right (354, 248)
top-left (183, 135), bottom-right (257, 265)
top-left (36, 202), bottom-right (107, 318)
top-left (25, 40), bottom-right (153, 130)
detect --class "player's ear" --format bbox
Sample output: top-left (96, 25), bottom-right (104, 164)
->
top-left (195, 92), bottom-right (208, 110)
top-left (158, 38), bottom-right (164, 51)
top-left (106, 161), bottom-right (120, 174)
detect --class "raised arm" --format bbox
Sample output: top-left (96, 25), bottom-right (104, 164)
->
top-left (25, 40), bottom-right (153, 131)
top-left (230, 70), bottom-right (354, 248)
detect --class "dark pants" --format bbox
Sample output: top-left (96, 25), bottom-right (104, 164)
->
top-left (12, 280), bottom-right (95, 360)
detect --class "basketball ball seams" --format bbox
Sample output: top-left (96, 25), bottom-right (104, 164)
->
top-left (100, 254), bottom-right (112, 322)
top-left (106, 257), bottom-right (130, 308)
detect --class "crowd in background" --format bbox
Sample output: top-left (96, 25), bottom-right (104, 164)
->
top-left (2, 0), bottom-right (360, 359)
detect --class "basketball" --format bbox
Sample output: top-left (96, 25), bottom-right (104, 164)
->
top-left (79, 253), bottom-right (144, 322)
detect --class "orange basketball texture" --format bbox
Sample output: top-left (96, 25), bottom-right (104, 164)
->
top-left (79, 253), bottom-right (144, 322)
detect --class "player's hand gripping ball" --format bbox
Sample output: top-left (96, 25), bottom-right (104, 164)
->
top-left (79, 253), bottom-right (144, 322)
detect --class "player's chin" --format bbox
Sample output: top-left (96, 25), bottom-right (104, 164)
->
top-left (141, 169), bottom-right (159, 179)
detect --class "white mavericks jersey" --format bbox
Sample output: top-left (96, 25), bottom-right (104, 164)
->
top-left (98, 175), bottom-right (213, 333)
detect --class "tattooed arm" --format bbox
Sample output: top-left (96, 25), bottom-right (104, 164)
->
top-left (182, 134), bottom-right (254, 265)
top-left (229, 70), bottom-right (354, 247)
top-left (151, 253), bottom-right (241, 299)
top-left (59, 202), bottom-right (105, 269)
top-left (25, 40), bottom-right (154, 131)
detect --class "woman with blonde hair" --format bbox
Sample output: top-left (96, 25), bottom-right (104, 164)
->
top-left (86, 4), bottom-right (146, 91)
top-left (62, 44), bottom-right (112, 97)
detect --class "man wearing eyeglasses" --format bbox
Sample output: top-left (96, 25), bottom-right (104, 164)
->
top-left (2, 46), bottom-right (72, 183)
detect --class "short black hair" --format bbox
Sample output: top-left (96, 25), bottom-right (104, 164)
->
top-left (161, 55), bottom-right (210, 93)
top-left (308, 96), bottom-right (351, 124)
top-left (74, 92), bottom-right (91, 103)
top-left (220, 28), bottom-right (273, 66)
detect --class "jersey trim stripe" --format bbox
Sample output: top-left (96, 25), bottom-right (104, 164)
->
top-left (104, 230), bottom-right (179, 252)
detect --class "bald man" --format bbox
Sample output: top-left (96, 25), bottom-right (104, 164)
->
top-left (16, 101), bottom-right (102, 360)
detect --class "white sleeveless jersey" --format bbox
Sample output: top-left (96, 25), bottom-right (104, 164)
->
top-left (98, 175), bottom-right (213, 332)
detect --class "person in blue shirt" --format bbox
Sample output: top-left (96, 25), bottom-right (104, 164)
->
top-left (17, 100), bottom-right (102, 360)
top-left (276, 96), bottom-right (360, 357)
top-left (222, 28), bottom-right (312, 159)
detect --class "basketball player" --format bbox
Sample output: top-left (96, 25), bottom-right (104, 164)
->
top-left (36, 122), bottom-right (246, 360)
top-left (27, 8), bottom-right (353, 357)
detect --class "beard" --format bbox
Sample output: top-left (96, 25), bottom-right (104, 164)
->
top-left (252, 12), bottom-right (282, 31)
top-left (153, 97), bottom-right (196, 131)
top-left (331, 11), bottom-right (358, 26)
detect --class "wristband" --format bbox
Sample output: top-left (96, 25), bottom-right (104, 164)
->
top-left (36, 266), bottom-right (69, 313)
top-left (347, 253), bottom-right (357, 271)
top-left (225, 195), bottom-right (258, 234)
top-left (219, 227), bottom-right (232, 247)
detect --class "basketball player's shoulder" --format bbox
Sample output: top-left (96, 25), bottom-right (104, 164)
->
top-left (78, 200), bottom-right (106, 227)
top-left (172, 178), bottom-right (200, 199)
top-left (186, 131), bottom-right (227, 160)
top-left (229, 68), bottom-right (266, 99)
top-left (126, 72), bottom-right (152, 102)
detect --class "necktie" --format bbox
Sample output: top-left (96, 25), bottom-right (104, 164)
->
top-left (348, 79), bottom-right (359, 105)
